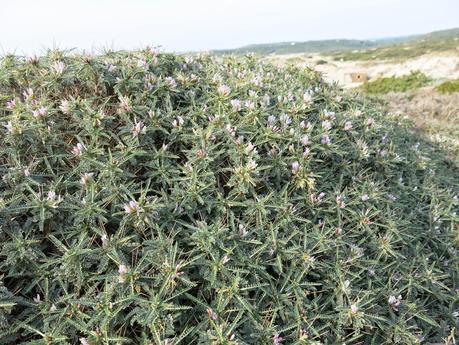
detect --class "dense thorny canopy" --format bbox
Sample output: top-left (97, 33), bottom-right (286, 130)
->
top-left (0, 49), bottom-right (458, 344)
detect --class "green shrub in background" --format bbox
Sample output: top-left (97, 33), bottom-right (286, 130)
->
top-left (0, 50), bottom-right (458, 344)
top-left (361, 71), bottom-right (431, 94)
top-left (436, 78), bottom-right (459, 94)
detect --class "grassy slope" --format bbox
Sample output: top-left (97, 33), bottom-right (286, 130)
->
top-left (213, 28), bottom-right (459, 59)
top-left (214, 39), bottom-right (379, 55)
top-left (332, 28), bottom-right (459, 61)
top-left (360, 71), bottom-right (432, 94)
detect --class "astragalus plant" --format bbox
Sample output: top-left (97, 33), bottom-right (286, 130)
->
top-left (0, 49), bottom-right (458, 344)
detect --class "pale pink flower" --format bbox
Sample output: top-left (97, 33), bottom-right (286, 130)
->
top-left (262, 94), bottom-right (270, 105)
top-left (124, 200), bottom-right (141, 214)
top-left (300, 135), bottom-right (310, 146)
top-left (27, 55), bottom-right (39, 64)
top-left (291, 161), bottom-right (300, 174)
top-left (80, 173), bottom-right (94, 187)
top-left (267, 115), bottom-right (276, 127)
top-left (118, 264), bottom-right (128, 283)
top-left (207, 308), bottom-right (218, 321)
top-left (165, 77), bottom-right (177, 88)
top-left (101, 234), bottom-right (109, 247)
top-left (344, 121), bottom-right (353, 131)
top-left (247, 159), bottom-right (258, 171)
top-left (244, 100), bottom-right (255, 110)
top-left (118, 264), bottom-right (128, 274)
top-left (252, 76), bottom-right (263, 87)
top-left (350, 304), bottom-right (359, 314)
top-left (246, 142), bottom-right (256, 153)
top-left (366, 117), bottom-right (375, 126)
top-left (321, 135), bottom-right (331, 145)
top-left (230, 99), bottom-right (241, 111)
top-left (217, 85), bottom-right (231, 96)
top-left (6, 99), bottom-right (16, 109)
top-left (273, 332), bottom-right (283, 345)
top-left (47, 191), bottom-right (56, 201)
top-left (79, 338), bottom-right (90, 345)
top-left (322, 120), bottom-right (332, 131)
top-left (303, 148), bottom-right (310, 157)
top-left (52, 61), bottom-right (66, 75)
top-left (238, 224), bottom-right (248, 237)
top-left (59, 100), bottom-right (70, 114)
top-left (361, 194), bottom-right (369, 202)
top-left (280, 114), bottom-right (291, 126)
top-left (317, 192), bottom-right (326, 202)
top-left (172, 116), bottom-right (184, 128)
top-left (132, 120), bottom-right (146, 137)
top-left (118, 95), bottom-right (132, 112)
top-left (32, 107), bottom-right (48, 118)
top-left (336, 195), bottom-right (346, 209)
top-left (4, 121), bottom-right (14, 134)
top-left (33, 294), bottom-right (41, 303)
top-left (71, 143), bottom-right (84, 156)
top-left (23, 88), bottom-right (34, 101)
top-left (388, 295), bottom-right (402, 311)
top-left (46, 191), bottom-right (63, 208)
top-left (324, 110), bottom-right (336, 120)
top-left (303, 92), bottom-right (313, 104)
top-left (225, 124), bottom-right (236, 136)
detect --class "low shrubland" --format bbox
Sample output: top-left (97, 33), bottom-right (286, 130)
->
top-left (360, 71), bottom-right (431, 95)
top-left (436, 78), bottom-right (459, 94)
top-left (0, 50), bottom-right (458, 344)
top-left (331, 28), bottom-right (459, 61)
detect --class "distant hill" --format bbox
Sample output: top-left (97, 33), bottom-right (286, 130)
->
top-left (331, 27), bottom-right (459, 61)
top-left (215, 39), bottom-right (379, 55)
top-left (214, 27), bottom-right (459, 58)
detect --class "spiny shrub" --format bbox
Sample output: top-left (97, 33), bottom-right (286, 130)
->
top-left (436, 78), bottom-right (459, 94)
top-left (0, 50), bottom-right (458, 344)
top-left (361, 71), bottom-right (431, 94)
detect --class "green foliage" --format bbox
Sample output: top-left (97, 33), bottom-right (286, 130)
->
top-left (0, 50), bottom-right (458, 344)
top-left (315, 59), bottom-right (328, 65)
top-left (360, 71), bottom-right (431, 95)
top-left (214, 27), bottom-right (459, 58)
top-left (331, 28), bottom-right (459, 61)
top-left (436, 79), bottom-right (459, 94)
top-left (213, 39), bottom-right (378, 56)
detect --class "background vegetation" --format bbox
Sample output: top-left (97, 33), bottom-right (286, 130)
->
top-left (360, 71), bottom-right (432, 94)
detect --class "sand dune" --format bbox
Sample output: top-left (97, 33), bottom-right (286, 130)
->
top-left (268, 52), bottom-right (459, 87)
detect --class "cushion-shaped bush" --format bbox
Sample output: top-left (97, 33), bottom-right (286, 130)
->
top-left (0, 49), bottom-right (458, 344)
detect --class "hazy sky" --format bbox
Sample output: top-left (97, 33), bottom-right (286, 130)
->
top-left (1, 0), bottom-right (458, 55)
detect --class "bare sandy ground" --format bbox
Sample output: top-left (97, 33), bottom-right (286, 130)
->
top-left (267, 52), bottom-right (459, 162)
top-left (267, 52), bottom-right (459, 87)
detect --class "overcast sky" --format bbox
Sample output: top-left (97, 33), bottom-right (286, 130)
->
top-left (1, 0), bottom-right (458, 55)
